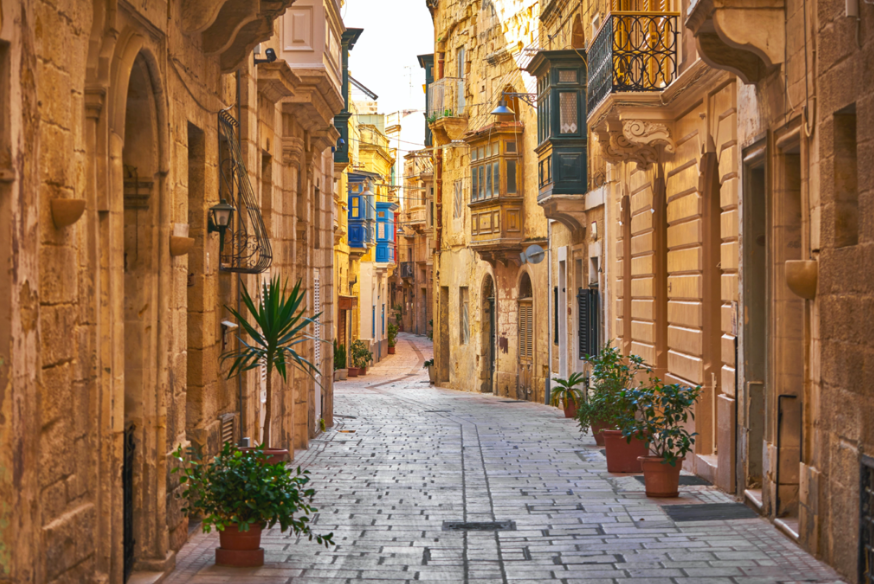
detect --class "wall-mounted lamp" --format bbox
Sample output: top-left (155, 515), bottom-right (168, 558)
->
top-left (208, 199), bottom-right (235, 251)
top-left (220, 320), bottom-right (239, 350)
top-left (51, 199), bottom-right (86, 229)
top-left (490, 99), bottom-right (514, 116)
top-left (254, 48), bottom-right (277, 66)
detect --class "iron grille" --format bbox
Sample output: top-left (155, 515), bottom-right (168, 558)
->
top-left (587, 12), bottom-right (679, 113)
top-left (401, 262), bottom-right (414, 279)
top-left (218, 110), bottom-right (272, 273)
top-left (122, 424), bottom-right (136, 582)
top-left (862, 455), bottom-right (874, 583)
top-left (578, 287), bottom-right (600, 359)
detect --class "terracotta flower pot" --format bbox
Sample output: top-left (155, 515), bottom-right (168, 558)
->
top-left (590, 418), bottom-right (614, 447)
top-left (602, 430), bottom-right (648, 473)
top-left (427, 365), bottom-right (437, 384)
top-left (563, 399), bottom-right (579, 419)
top-left (359, 366), bottom-right (367, 375)
top-left (639, 456), bottom-right (684, 498)
top-left (215, 523), bottom-right (264, 567)
top-left (388, 346), bottom-right (396, 354)
top-left (238, 447), bottom-right (289, 466)
top-left (348, 367), bottom-right (359, 377)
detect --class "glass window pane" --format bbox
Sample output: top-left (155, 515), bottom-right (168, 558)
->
top-left (351, 197), bottom-right (359, 218)
top-left (507, 160), bottom-right (517, 194)
top-left (492, 161), bottom-right (500, 197)
top-left (559, 69), bottom-right (576, 83)
top-left (472, 147), bottom-right (478, 161)
top-left (506, 140), bottom-right (516, 153)
top-left (560, 92), bottom-right (579, 134)
top-left (471, 165), bottom-right (478, 201)
top-left (479, 166), bottom-right (485, 199)
top-left (485, 163), bottom-right (491, 199)
top-left (478, 146), bottom-right (484, 159)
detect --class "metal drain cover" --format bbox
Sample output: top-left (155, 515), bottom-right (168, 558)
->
top-left (442, 520), bottom-right (516, 531)
top-left (634, 475), bottom-right (711, 486)
top-left (663, 503), bottom-right (758, 522)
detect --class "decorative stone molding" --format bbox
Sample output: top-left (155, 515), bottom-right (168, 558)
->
top-left (539, 195), bottom-right (588, 240)
top-left (594, 119), bottom-right (676, 171)
top-left (257, 62), bottom-right (301, 103)
top-left (282, 70), bottom-right (344, 134)
top-left (195, 0), bottom-right (295, 72)
top-left (429, 116), bottom-right (469, 145)
top-left (685, 0), bottom-right (785, 84)
top-left (282, 136), bottom-right (306, 167)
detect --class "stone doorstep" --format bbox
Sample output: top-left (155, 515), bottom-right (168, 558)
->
top-left (127, 571), bottom-right (167, 584)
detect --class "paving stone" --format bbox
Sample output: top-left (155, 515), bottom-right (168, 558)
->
top-left (165, 335), bottom-right (848, 584)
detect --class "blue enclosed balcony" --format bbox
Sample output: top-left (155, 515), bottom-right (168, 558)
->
top-left (375, 201), bottom-right (397, 264)
top-left (348, 175), bottom-right (376, 251)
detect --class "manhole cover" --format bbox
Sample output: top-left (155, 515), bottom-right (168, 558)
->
top-left (442, 520), bottom-right (516, 531)
top-left (663, 503), bottom-right (758, 522)
top-left (634, 475), bottom-right (711, 486)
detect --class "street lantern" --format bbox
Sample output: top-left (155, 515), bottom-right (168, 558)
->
top-left (490, 98), bottom-right (514, 116)
top-left (208, 199), bottom-right (235, 234)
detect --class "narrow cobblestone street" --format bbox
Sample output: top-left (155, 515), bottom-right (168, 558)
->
top-left (166, 334), bottom-right (846, 584)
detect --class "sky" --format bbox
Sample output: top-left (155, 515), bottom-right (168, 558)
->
top-left (342, 0), bottom-right (434, 155)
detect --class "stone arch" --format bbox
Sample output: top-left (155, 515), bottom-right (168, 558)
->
top-left (572, 15), bottom-right (585, 49)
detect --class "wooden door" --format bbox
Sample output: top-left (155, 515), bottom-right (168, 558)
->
top-left (518, 299), bottom-right (533, 400)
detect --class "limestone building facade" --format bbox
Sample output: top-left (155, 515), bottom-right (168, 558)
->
top-left (0, 0), bottom-right (345, 581)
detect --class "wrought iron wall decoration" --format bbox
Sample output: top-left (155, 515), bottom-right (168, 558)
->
top-left (217, 110), bottom-right (273, 273)
top-left (587, 12), bottom-right (679, 112)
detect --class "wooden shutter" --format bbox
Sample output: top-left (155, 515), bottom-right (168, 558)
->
top-left (578, 288), bottom-right (600, 359)
top-left (519, 301), bottom-right (533, 359)
top-left (314, 270), bottom-right (321, 368)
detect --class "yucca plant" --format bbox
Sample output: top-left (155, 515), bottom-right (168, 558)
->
top-left (222, 276), bottom-right (321, 448)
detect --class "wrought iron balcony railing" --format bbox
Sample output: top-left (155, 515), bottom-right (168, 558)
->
top-left (427, 77), bottom-right (466, 122)
top-left (587, 11), bottom-right (679, 113)
top-left (400, 262), bottom-right (414, 279)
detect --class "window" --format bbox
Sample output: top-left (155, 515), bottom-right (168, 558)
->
top-left (559, 92), bottom-right (579, 134)
top-left (460, 287), bottom-right (470, 344)
top-left (469, 140), bottom-right (521, 202)
top-left (457, 47), bottom-right (466, 78)
top-left (351, 196), bottom-right (360, 218)
top-left (834, 104), bottom-right (858, 247)
top-left (507, 160), bottom-right (517, 194)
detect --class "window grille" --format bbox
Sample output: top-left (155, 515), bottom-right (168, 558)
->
top-left (559, 92), bottom-right (579, 134)
top-left (460, 288), bottom-right (470, 344)
top-left (454, 180), bottom-right (464, 218)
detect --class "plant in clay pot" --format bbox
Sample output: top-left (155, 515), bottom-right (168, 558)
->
top-left (351, 339), bottom-right (373, 375)
top-left (222, 276), bottom-right (321, 463)
top-left (172, 442), bottom-right (334, 567)
top-left (576, 344), bottom-right (645, 447)
top-left (333, 340), bottom-right (347, 381)
top-left (423, 358), bottom-right (436, 384)
top-left (387, 322), bottom-right (399, 354)
top-left (620, 376), bottom-right (701, 497)
top-left (550, 372), bottom-right (586, 418)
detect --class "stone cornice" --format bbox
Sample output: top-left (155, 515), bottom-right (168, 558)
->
top-left (257, 61), bottom-right (302, 103)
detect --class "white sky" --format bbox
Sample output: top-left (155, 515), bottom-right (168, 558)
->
top-left (343, 0), bottom-right (434, 155)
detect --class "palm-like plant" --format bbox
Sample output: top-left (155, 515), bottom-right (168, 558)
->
top-left (222, 276), bottom-right (321, 447)
top-left (550, 372), bottom-right (587, 408)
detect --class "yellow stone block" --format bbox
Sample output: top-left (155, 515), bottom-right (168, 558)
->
top-left (632, 320), bottom-right (656, 343)
top-left (720, 177), bottom-right (739, 209)
top-left (667, 193), bottom-right (701, 223)
top-left (722, 334), bottom-right (737, 366)
top-left (668, 325), bottom-right (703, 356)
top-left (668, 274), bottom-right (702, 299)
top-left (631, 341), bottom-right (656, 365)
top-left (721, 208), bottom-right (739, 238)
top-left (631, 187), bottom-right (653, 214)
top-left (667, 219), bottom-right (701, 249)
top-left (721, 272), bottom-right (739, 301)
top-left (631, 209), bottom-right (653, 234)
top-left (721, 365), bottom-right (736, 396)
top-left (668, 349), bottom-right (704, 384)
top-left (631, 276), bottom-right (653, 298)
top-left (631, 299), bottom-right (654, 320)
top-left (631, 232), bottom-right (653, 255)
top-left (631, 254), bottom-right (653, 276)
top-left (721, 241), bottom-right (739, 271)
top-left (668, 247), bottom-right (702, 273)
top-left (669, 301), bottom-right (702, 328)
top-left (719, 143), bottom-right (738, 182)
top-left (666, 160), bottom-right (699, 200)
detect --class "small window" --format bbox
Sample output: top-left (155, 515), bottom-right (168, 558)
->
top-left (492, 161), bottom-right (500, 197)
top-left (479, 166), bottom-right (486, 199)
top-left (472, 168), bottom-right (479, 202)
top-left (460, 287), bottom-right (470, 344)
top-left (507, 160), bottom-right (517, 194)
top-left (558, 69), bottom-right (576, 83)
top-left (559, 92), bottom-right (578, 134)
top-left (506, 141), bottom-right (516, 153)
top-left (453, 180), bottom-right (463, 218)
top-left (378, 211), bottom-right (386, 218)
top-left (485, 164), bottom-right (492, 198)
top-left (478, 146), bottom-right (485, 159)
top-left (351, 197), bottom-right (360, 218)
top-left (472, 148), bottom-right (479, 161)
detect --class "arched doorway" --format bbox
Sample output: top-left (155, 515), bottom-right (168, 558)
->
top-left (480, 275), bottom-right (496, 393)
top-left (517, 273), bottom-right (534, 400)
top-left (122, 52), bottom-right (161, 581)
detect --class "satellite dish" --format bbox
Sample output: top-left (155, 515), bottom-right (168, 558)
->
top-left (523, 244), bottom-right (545, 265)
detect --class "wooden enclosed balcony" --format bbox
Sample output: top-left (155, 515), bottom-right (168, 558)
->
top-left (408, 205), bottom-right (427, 231)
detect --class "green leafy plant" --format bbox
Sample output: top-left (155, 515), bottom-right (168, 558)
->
top-left (351, 339), bottom-right (373, 369)
top-left (550, 372), bottom-right (586, 408)
top-left (333, 340), bottom-right (346, 371)
top-left (423, 358), bottom-right (434, 368)
top-left (427, 319), bottom-right (433, 341)
top-left (387, 322), bottom-right (399, 348)
top-left (576, 343), bottom-right (647, 435)
top-left (443, 108), bottom-right (453, 117)
top-left (319, 418), bottom-right (326, 432)
top-left (427, 114), bottom-right (437, 124)
top-left (620, 376), bottom-right (701, 467)
top-left (222, 276), bottom-right (321, 447)
top-left (172, 441), bottom-right (334, 546)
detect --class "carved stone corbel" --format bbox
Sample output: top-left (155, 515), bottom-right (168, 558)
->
top-left (595, 119), bottom-right (676, 171)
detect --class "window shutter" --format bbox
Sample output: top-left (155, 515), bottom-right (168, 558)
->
top-left (578, 288), bottom-right (600, 359)
top-left (553, 287), bottom-right (558, 345)
top-left (314, 270), bottom-right (321, 368)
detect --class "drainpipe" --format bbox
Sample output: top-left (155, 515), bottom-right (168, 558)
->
top-left (434, 51), bottom-right (444, 251)
top-left (546, 220), bottom-right (552, 405)
top-left (236, 69), bottom-right (245, 445)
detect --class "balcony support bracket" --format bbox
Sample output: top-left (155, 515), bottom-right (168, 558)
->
top-left (594, 118), bottom-right (676, 171)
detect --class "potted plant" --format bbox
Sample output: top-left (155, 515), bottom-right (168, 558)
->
top-left (550, 372), bottom-right (586, 418)
top-left (423, 359), bottom-right (436, 384)
top-left (351, 339), bottom-right (373, 375)
top-left (222, 276), bottom-right (321, 464)
top-left (333, 340), bottom-right (347, 381)
top-left (172, 442), bottom-right (334, 567)
top-left (393, 303), bottom-right (404, 332)
top-left (577, 344), bottom-right (643, 447)
top-left (621, 377), bottom-right (702, 497)
top-left (387, 322), bottom-right (399, 354)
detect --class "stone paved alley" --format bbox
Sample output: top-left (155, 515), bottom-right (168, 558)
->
top-left (165, 334), bottom-right (846, 584)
